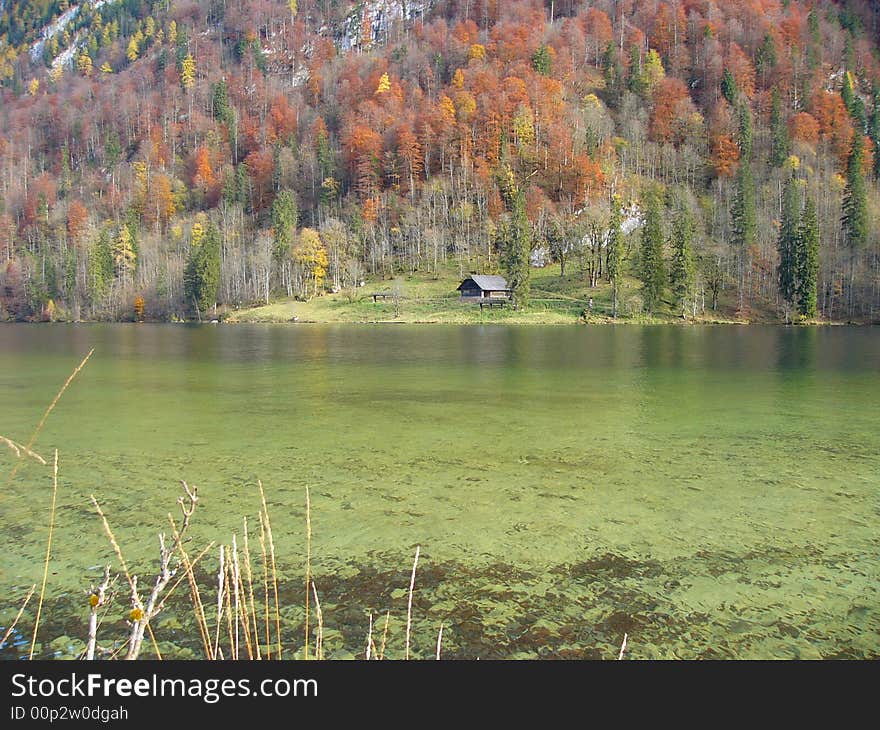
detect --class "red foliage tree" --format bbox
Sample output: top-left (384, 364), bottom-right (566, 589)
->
top-left (788, 112), bottom-right (820, 146)
top-left (650, 77), bottom-right (691, 143)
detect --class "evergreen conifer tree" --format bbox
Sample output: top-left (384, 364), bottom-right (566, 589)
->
top-left (797, 195), bottom-right (819, 318)
top-left (669, 200), bottom-right (695, 317)
top-left (639, 190), bottom-right (666, 312)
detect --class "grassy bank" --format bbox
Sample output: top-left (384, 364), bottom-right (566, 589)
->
top-left (225, 265), bottom-right (752, 325)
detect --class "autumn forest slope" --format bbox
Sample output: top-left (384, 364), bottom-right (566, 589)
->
top-left (0, 0), bottom-right (879, 322)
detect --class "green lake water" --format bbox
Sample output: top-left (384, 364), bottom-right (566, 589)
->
top-left (1, 323), bottom-right (878, 659)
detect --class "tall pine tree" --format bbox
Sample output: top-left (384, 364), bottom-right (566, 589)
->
top-left (870, 84), bottom-right (880, 179)
top-left (842, 133), bottom-right (868, 250)
top-left (797, 195), bottom-right (819, 319)
top-left (271, 190), bottom-right (298, 261)
top-left (500, 191), bottom-right (532, 307)
top-left (184, 220), bottom-right (221, 314)
top-left (606, 195), bottom-right (624, 318)
top-left (639, 190), bottom-right (666, 313)
top-left (777, 176), bottom-right (800, 309)
top-left (769, 88), bottom-right (791, 167)
top-left (669, 199), bottom-right (695, 317)
top-left (732, 103), bottom-right (756, 311)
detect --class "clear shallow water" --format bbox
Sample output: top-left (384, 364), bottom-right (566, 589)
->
top-left (0, 323), bottom-right (878, 659)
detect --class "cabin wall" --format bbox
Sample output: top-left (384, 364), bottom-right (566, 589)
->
top-left (459, 282), bottom-right (481, 297)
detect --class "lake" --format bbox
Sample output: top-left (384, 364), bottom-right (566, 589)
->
top-left (1, 323), bottom-right (878, 659)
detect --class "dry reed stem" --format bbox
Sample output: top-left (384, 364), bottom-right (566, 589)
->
top-left (124, 484), bottom-right (198, 660)
top-left (213, 545), bottom-right (225, 660)
top-left (29, 449), bottom-right (59, 660)
top-left (85, 567), bottom-right (111, 660)
top-left (379, 610), bottom-right (390, 660)
top-left (162, 522), bottom-right (213, 659)
top-left (0, 584), bottom-right (36, 650)
top-left (154, 542), bottom-right (215, 616)
top-left (147, 624), bottom-right (162, 659)
top-left (258, 481), bottom-right (282, 660)
top-left (241, 518), bottom-right (260, 660)
top-left (108, 638), bottom-right (131, 660)
top-left (224, 548), bottom-right (236, 659)
top-left (231, 536), bottom-right (243, 660)
top-left (6, 349), bottom-right (93, 488)
top-left (0, 436), bottom-right (46, 464)
top-left (257, 511), bottom-right (271, 659)
top-left (366, 613), bottom-right (373, 660)
top-left (303, 484), bottom-right (311, 660)
top-left (91, 496), bottom-right (134, 591)
top-left (618, 633), bottom-right (628, 660)
top-left (310, 582), bottom-right (324, 660)
top-left (405, 545), bottom-right (420, 661)
top-left (436, 623), bottom-right (444, 660)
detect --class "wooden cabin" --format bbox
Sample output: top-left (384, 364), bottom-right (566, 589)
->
top-left (457, 275), bottom-right (512, 300)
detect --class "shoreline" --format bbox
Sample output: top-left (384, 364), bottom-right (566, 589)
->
top-left (2, 316), bottom-right (873, 326)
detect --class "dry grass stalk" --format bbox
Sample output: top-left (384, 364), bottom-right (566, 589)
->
top-left (91, 496), bottom-right (134, 589)
top-left (0, 584), bottom-right (36, 650)
top-left (222, 547), bottom-right (236, 660)
top-left (29, 449), bottom-right (60, 660)
top-left (379, 610), bottom-right (391, 660)
top-left (231, 536), bottom-right (245, 660)
top-left (0, 436), bottom-right (46, 464)
top-left (258, 481), bottom-right (282, 659)
top-left (85, 567), bottom-right (112, 660)
top-left (405, 545), bottom-right (420, 660)
top-left (365, 613), bottom-right (373, 660)
top-left (303, 484), bottom-right (311, 660)
top-left (90, 481), bottom-right (198, 661)
top-left (6, 348), bottom-right (94, 488)
top-left (167, 516), bottom-right (213, 659)
top-left (436, 623), bottom-right (444, 660)
top-left (124, 483), bottom-right (198, 660)
top-left (213, 545), bottom-right (226, 660)
top-left (147, 624), bottom-right (162, 659)
top-left (618, 633), bottom-right (628, 660)
top-left (241, 517), bottom-right (260, 660)
top-left (257, 510), bottom-right (271, 659)
top-left (310, 582), bottom-right (324, 660)
top-left (224, 548), bottom-right (236, 659)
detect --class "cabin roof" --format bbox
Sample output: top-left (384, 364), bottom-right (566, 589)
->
top-left (459, 274), bottom-right (510, 291)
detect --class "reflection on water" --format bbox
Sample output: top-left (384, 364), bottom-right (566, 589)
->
top-left (0, 324), bottom-right (878, 659)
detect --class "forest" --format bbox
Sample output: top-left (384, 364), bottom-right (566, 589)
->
top-left (0, 0), bottom-right (878, 322)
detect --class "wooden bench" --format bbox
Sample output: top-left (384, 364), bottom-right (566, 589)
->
top-left (371, 292), bottom-right (393, 302)
top-left (479, 299), bottom-right (508, 311)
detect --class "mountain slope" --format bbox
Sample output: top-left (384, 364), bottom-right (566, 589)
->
top-left (1, 0), bottom-right (879, 322)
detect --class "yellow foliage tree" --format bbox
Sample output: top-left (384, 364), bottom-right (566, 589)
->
top-left (294, 228), bottom-right (329, 298)
top-left (375, 72), bottom-right (391, 95)
top-left (113, 226), bottom-right (137, 280)
top-left (168, 21), bottom-right (177, 45)
top-left (191, 216), bottom-right (206, 248)
top-left (28, 78), bottom-right (39, 96)
top-left (126, 36), bottom-right (139, 62)
top-left (100, 62), bottom-right (112, 75)
top-left (180, 53), bottom-right (196, 90)
top-left (77, 51), bottom-right (93, 77)
top-left (49, 64), bottom-right (63, 84)
top-left (468, 44), bottom-right (486, 61)
top-left (512, 104), bottom-right (535, 149)
top-left (642, 49), bottom-right (665, 94)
